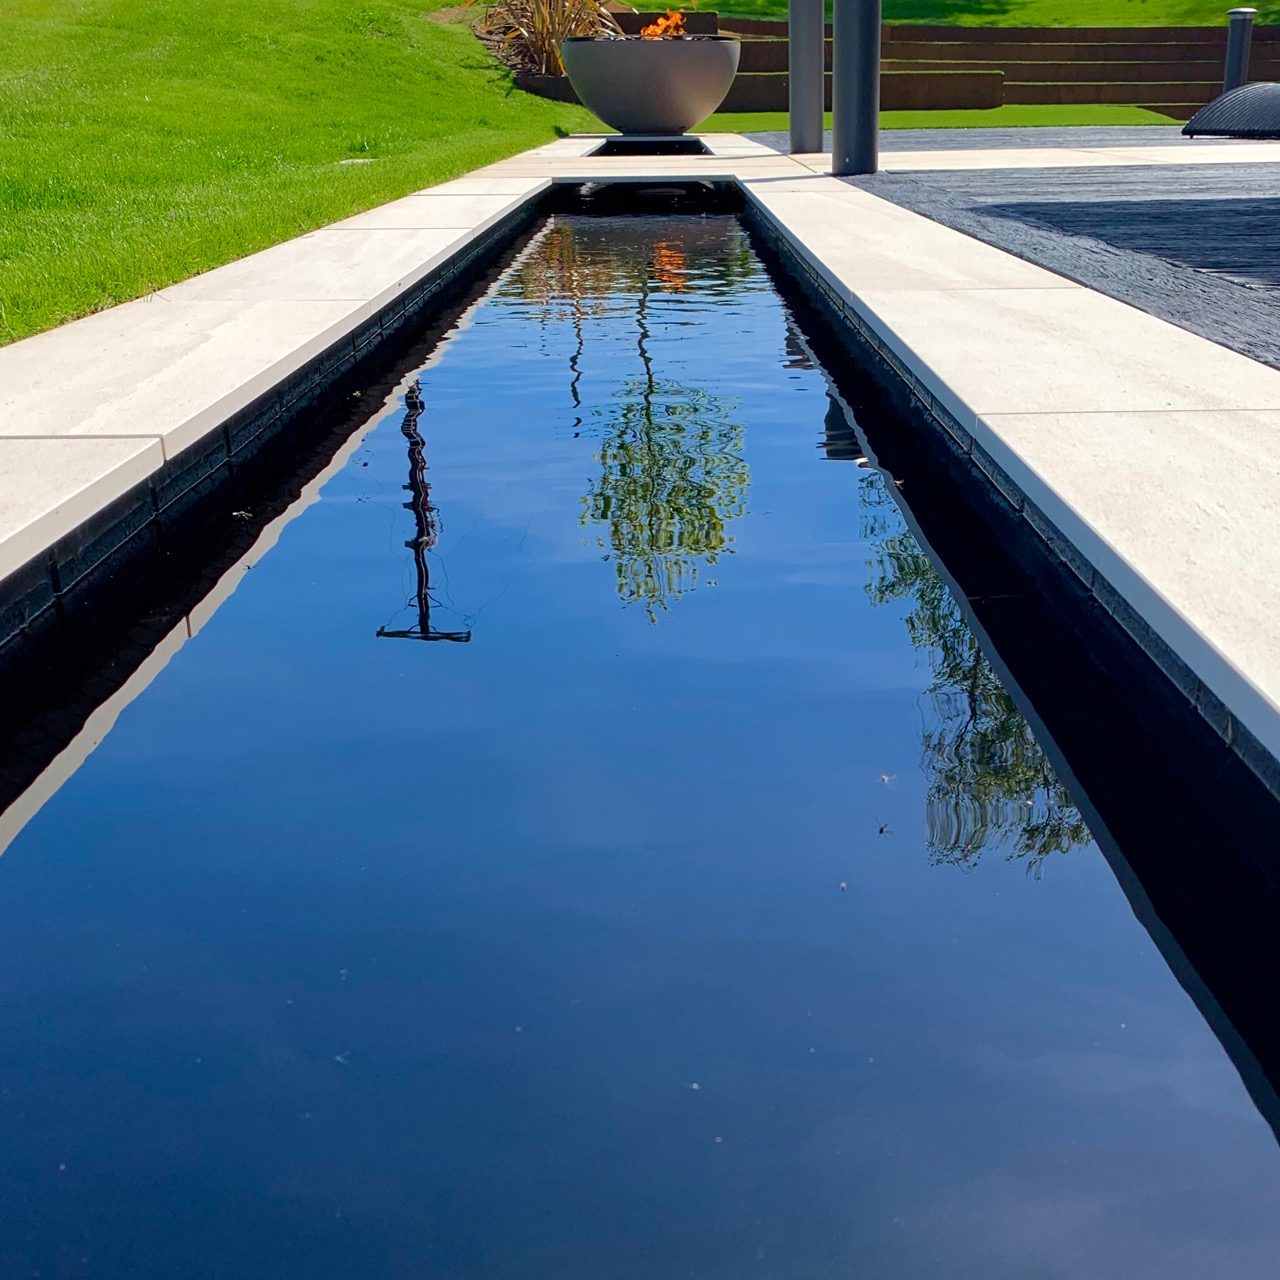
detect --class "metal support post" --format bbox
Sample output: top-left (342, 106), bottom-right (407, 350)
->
top-left (830, 0), bottom-right (881, 176)
top-left (1224, 7), bottom-right (1257, 92)
top-left (789, 0), bottom-right (825, 154)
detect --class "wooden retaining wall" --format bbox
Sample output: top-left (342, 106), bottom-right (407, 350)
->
top-left (521, 16), bottom-right (1280, 118)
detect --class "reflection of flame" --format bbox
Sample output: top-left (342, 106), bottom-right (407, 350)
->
top-left (652, 241), bottom-right (687, 290)
top-left (640, 9), bottom-right (687, 37)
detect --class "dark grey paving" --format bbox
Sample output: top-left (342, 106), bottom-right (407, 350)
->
top-left (748, 129), bottom-right (1280, 369)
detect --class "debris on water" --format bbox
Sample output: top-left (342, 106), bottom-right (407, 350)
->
top-left (339, 968), bottom-right (348, 981)
top-left (333, 1052), bottom-right (351, 1067)
top-left (877, 823), bottom-right (891, 836)
top-left (878, 773), bottom-right (896, 785)
top-left (839, 881), bottom-right (847, 892)
top-left (514, 1025), bottom-right (523, 1032)
top-left (231, 510), bottom-right (252, 521)
top-left (713, 1136), bottom-right (723, 1144)
top-left (689, 1082), bottom-right (701, 1091)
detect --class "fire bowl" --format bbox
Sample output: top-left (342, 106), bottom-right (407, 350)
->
top-left (561, 36), bottom-right (741, 136)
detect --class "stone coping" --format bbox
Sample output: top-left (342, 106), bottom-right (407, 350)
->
top-left (4, 129), bottom-right (1280, 804)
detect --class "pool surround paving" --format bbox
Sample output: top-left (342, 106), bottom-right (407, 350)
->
top-left (3, 129), bottom-right (1280, 801)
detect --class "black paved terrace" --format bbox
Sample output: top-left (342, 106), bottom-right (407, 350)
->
top-left (752, 126), bottom-right (1280, 370)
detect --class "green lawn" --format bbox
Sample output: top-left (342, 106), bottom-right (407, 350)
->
top-left (0, 0), bottom-right (593, 344)
top-left (704, 104), bottom-right (1180, 130)
top-left (0, 0), bottom-right (1247, 344)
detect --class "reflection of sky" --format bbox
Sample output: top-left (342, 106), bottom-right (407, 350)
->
top-left (0, 216), bottom-right (1277, 1279)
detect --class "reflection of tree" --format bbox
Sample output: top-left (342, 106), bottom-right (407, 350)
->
top-left (503, 218), bottom-right (757, 319)
top-left (505, 216), bottom-right (754, 621)
top-left (861, 471), bottom-right (1089, 872)
top-left (583, 378), bottom-right (748, 620)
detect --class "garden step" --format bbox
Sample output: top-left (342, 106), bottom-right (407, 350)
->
top-left (879, 39), bottom-right (1234, 61)
top-left (721, 18), bottom-right (1279, 42)
top-left (735, 40), bottom-right (1276, 79)
top-left (720, 69), bottom-right (1003, 112)
top-left (887, 58), bottom-right (1234, 79)
top-left (1005, 79), bottom-right (1221, 105)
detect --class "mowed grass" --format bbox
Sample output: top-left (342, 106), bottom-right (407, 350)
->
top-left (704, 104), bottom-right (1180, 130)
top-left (0, 0), bottom-right (593, 343)
top-left (720, 0), bottom-right (1279, 23)
top-left (0, 0), bottom-right (1248, 342)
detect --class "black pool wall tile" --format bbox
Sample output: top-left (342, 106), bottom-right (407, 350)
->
top-left (51, 480), bottom-right (157, 600)
top-left (0, 554), bottom-right (57, 648)
top-left (226, 391), bottom-right (287, 458)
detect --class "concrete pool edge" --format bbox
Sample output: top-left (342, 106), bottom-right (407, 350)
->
top-left (3, 131), bottom-right (1280, 806)
top-left (0, 166), bottom-right (569, 700)
top-left (739, 198), bottom-right (1280, 805)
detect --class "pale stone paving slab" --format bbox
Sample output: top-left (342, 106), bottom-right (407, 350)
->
top-left (0, 298), bottom-right (366, 457)
top-left (973, 409), bottom-right (1280, 760)
top-left (0, 437), bottom-right (163, 581)
top-left (739, 185), bottom-right (1078, 293)
top-left (848, 285), bottom-right (1280, 420)
top-left (159, 227), bottom-right (473, 304)
top-left (332, 193), bottom-right (525, 231)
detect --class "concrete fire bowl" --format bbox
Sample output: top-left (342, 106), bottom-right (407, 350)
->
top-left (561, 37), bottom-right (741, 135)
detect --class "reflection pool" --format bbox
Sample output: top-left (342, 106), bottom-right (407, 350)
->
top-left (1, 214), bottom-right (1278, 1279)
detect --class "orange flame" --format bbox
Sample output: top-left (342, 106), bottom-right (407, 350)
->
top-left (640, 9), bottom-right (687, 37)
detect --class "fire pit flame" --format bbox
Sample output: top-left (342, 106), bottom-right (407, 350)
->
top-left (639, 9), bottom-right (687, 37)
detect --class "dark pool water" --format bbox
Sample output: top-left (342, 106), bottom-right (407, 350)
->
top-left (2, 215), bottom-right (1279, 1279)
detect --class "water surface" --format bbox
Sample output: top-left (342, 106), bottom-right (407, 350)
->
top-left (2, 215), bottom-right (1278, 1279)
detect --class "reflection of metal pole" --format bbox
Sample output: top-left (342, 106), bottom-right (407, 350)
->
top-left (831, 0), bottom-right (880, 175)
top-left (1224, 7), bottom-right (1257, 92)
top-left (377, 382), bottom-right (472, 643)
top-left (820, 393), bottom-right (867, 463)
top-left (789, 0), bottom-right (825, 154)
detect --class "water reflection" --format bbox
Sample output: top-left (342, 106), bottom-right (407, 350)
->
top-left (859, 467), bottom-right (1090, 871)
top-left (582, 379), bottom-right (748, 620)
top-left (3, 213), bottom-right (1280, 1277)
top-left (505, 219), bottom-right (755, 620)
top-left (376, 380), bottom-right (472, 644)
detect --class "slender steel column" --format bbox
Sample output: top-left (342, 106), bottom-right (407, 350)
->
top-left (830, 0), bottom-right (881, 175)
top-left (788, 0), bottom-right (825, 154)
top-left (1224, 7), bottom-right (1257, 92)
